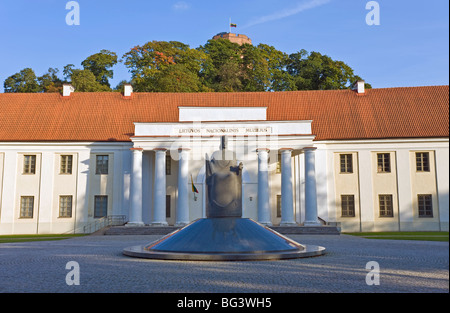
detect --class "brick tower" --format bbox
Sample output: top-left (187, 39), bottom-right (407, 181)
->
top-left (212, 32), bottom-right (252, 45)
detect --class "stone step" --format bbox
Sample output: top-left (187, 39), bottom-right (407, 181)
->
top-left (103, 225), bottom-right (340, 236)
top-left (271, 226), bottom-right (341, 235)
top-left (104, 226), bottom-right (179, 236)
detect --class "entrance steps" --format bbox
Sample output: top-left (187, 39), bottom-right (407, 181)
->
top-left (271, 225), bottom-right (340, 235)
top-left (103, 225), bottom-right (340, 236)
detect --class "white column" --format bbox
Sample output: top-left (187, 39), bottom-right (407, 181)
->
top-left (176, 148), bottom-right (190, 226)
top-left (257, 149), bottom-right (272, 225)
top-left (152, 149), bottom-right (168, 226)
top-left (126, 148), bottom-right (144, 226)
top-left (304, 147), bottom-right (321, 226)
top-left (280, 148), bottom-right (296, 226)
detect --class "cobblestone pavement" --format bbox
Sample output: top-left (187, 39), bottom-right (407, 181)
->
top-left (0, 234), bottom-right (448, 293)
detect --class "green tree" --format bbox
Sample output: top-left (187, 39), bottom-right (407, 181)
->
top-left (4, 68), bottom-right (42, 93)
top-left (287, 51), bottom-right (370, 90)
top-left (215, 60), bottom-right (243, 92)
top-left (153, 64), bottom-right (202, 92)
top-left (199, 40), bottom-right (295, 92)
top-left (240, 43), bottom-right (295, 92)
top-left (81, 49), bottom-right (118, 87)
top-left (62, 64), bottom-right (111, 92)
top-left (38, 68), bottom-right (64, 93)
top-left (69, 69), bottom-right (111, 92)
top-left (198, 38), bottom-right (243, 92)
top-left (123, 41), bottom-right (207, 92)
top-left (240, 43), bottom-right (269, 91)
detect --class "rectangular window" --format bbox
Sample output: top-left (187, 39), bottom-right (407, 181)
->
top-left (94, 195), bottom-right (108, 218)
top-left (341, 195), bottom-right (355, 217)
top-left (59, 196), bottom-right (73, 218)
top-left (20, 196), bottom-right (34, 218)
top-left (377, 153), bottom-right (391, 173)
top-left (60, 155), bottom-right (73, 174)
top-left (418, 194), bottom-right (433, 218)
top-left (379, 194), bottom-right (393, 217)
top-left (166, 155), bottom-right (171, 175)
top-left (416, 152), bottom-right (430, 172)
top-left (23, 155), bottom-right (36, 174)
top-left (95, 155), bottom-right (109, 175)
top-left (166, 195), bottom-right (171, 218)
top-left (340, 154), bottom-right (353, 173)
top-left (276, 195), bottom-right (282, 218)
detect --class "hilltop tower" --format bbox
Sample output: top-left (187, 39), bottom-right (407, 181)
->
top-left (212, 32), bottom-right (252, 45)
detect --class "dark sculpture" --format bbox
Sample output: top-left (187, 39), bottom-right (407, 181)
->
top-left (123, 136), bottom-right (325, 261)
top-left (205, 136), bottom-right (243, 218)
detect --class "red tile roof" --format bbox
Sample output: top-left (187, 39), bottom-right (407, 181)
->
top-left (0, 86), bottom-right (448, 142)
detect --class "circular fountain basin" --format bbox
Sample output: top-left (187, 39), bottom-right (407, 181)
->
top-left (123, 218), bottom-right (325, 261)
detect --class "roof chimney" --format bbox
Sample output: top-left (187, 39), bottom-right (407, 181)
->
top-left (123, 84), bottom-right (133, 97)
top-left (352, 80), bottom-right (365, 94)
top-left (62, 84), bottom-right (75, 97)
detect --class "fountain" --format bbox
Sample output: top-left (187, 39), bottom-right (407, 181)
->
top-left (123, 136), bottom-right (325, 261)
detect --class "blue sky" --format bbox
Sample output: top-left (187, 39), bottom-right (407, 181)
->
top-left (0, 0), bottom-right (448, 91)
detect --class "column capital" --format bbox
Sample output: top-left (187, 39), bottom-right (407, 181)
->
top-left (178, 147), bottom-right (191, 152)
top-left (153, 148), bottom-right (167, 152)
top-left (256, 148), bottom-right (270, 153)
top-left (279, 148), bottom-right (294, 156)
top-left (303, 147), bottom-right (317, 151)
top-left (130, 147), bottom-right (143, 152)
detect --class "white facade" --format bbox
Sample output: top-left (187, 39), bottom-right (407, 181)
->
top-left (0, 142), bottom-right (132, 234)
top-left (0, 108), bottom-right (448, 234)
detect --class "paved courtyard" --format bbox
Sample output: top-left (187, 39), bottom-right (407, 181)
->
top-left (0, 234), bottom-right (448, 293)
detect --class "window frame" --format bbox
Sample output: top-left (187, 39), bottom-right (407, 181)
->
top-left (166, 195), bottom-right (171, 218)
top-left (23, 155), bottom-right (36, 174)
top-left (276, 155), bottom-right (281, 174)
top-left (379, 194), bottom-right (394, 217)
top-left (377, 153), bottom-right (391, 173)
top-left (59, 195), bottom-right (73, 218)
top-left (95, 155), bottom-right (109, 175)
top-left (20, 196), bottom-right (34, 218)
top-left (60, 155), bottom-right (73, 175)
top-left (418, 194), bottom-right (433, 218)
top-left (340, 154), bottom-right (353, 174)
top-left (276, 195), bottom-right (282, 217)
top-left (94, 195), bottom-right (108, 218)
top-left (416, 152), bottom-right (430, 172)
top-left (341, 195), bottom-right (355, 217)
top-left (165, 155), bottom-right (171, 176)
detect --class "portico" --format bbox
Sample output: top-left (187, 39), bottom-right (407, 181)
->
top-left (126, 107), bottom-right (322, 227)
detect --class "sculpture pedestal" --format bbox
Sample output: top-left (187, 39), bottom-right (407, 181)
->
top-left (123, 218), bottom-right (325, 261)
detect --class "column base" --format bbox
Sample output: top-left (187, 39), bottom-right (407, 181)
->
top-left (175, 222), bottom-right (190, 227)
top-left (303, 221), bottom-right (322, 227)
top-left (279, 222), bottom-right (298, 227)
top-left (151, 222), bottom-right (169, 227)
top-left (125, 222), bottom-right (145, 227)
top-left (258, 221), bottom-right (273, 227)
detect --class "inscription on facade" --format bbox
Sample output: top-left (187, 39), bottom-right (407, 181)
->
top-left (175, 126), bottom-right (273, 136)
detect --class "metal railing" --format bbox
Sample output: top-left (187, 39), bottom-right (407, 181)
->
top-left (82, 215), bottom-right (128, 234)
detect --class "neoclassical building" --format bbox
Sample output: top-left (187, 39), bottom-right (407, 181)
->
top-left (0, 83), bottom-right (448, 234)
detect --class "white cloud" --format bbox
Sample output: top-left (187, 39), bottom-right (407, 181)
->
top-left (172, 1), bottom-right (190, 11)
top-left (242, 0), bottom-right (331, 29)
